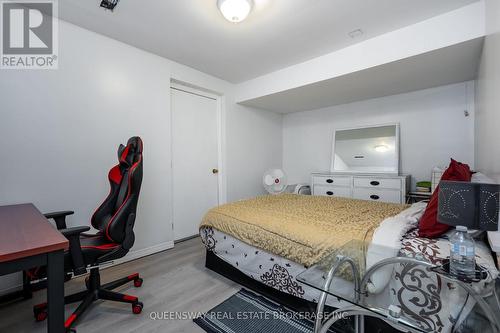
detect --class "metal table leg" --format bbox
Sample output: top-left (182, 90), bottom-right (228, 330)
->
top-left (314, 256), bottom-right (361, 333)
top-left (318, 306), bottom-right (419, 333)
top-left (47, 250), bottom-right (65, 333)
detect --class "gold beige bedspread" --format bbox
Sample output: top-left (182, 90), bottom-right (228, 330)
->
top-left (200, 194), bottom-right (409, 267)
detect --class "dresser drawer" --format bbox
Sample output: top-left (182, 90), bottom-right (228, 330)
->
top-left (352, 188), bottom-right (401, 204)
top-left (312, 175), bottom-right (351, 187)
top-left (314, 185), bottom-right (351, 198)
top-left (353, 177), bottom-right (402, 190)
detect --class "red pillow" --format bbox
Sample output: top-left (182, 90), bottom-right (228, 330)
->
top-left (418, 159), bottom-right (472, 238)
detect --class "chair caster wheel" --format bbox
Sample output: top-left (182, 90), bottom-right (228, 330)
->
top-left (133, 278), bottom-right (143, 288)
top-left (132, 302), bottom-right (143, 314)
top-left (35, 310), bottom-right (48, 322)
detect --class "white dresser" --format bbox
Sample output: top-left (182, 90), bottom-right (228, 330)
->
top-left (311, 173), bottom-right (410, 204)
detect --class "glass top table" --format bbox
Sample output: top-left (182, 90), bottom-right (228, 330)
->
top-left (296, 240), bottom-right (500, 333)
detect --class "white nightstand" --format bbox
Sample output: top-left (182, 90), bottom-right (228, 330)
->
top-left (406, 191), bottom-right (432, 204)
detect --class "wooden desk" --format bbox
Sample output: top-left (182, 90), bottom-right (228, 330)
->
top-left (0, 204), bottom-right (68, 333)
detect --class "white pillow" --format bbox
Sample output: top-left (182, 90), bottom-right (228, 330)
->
top-left (366, 202), bottom-right (427, 294)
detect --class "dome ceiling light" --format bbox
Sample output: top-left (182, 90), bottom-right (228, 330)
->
top-left (217, 0), bottom-right (253, 23)
top-left (374, 144), bottom-right (390, 153)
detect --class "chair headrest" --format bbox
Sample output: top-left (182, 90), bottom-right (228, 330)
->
top-left (127, 136), bottom-right (143, 154)
top-left (117, 136), bottom-right (143, 167)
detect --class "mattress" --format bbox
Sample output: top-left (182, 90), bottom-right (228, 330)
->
top-left (200, 194), bottom-right (409, 267)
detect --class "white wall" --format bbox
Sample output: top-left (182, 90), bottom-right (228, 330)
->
top-left (475, 0), bottom-right (500, 182)
top-left (226, 104), bottom-right (283, 201)
top-left (283, 82), bottom-right (475, 188)
top-left (0, 21), bottom-right (173, 253)
top-left (0, 20), bottom-right (282, 293)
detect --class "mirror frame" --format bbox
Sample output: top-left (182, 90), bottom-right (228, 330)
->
top-left (330, 123), bottom-right (400, 174)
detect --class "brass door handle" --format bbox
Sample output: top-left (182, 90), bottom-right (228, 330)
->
top-left (212, 169), bottom-right (219, 174)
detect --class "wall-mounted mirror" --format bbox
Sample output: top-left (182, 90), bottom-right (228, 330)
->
top-left (331, 124), bottom-right (399, 174)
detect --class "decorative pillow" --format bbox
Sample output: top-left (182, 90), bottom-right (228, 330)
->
top-left (418, 159), bottom-right (472, 238)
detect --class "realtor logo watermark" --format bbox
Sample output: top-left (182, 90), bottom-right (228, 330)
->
top-left (1, 0), bottom-right (58, 69)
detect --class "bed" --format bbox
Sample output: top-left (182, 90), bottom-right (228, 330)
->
top-left (200, 194), bottom-right (498, 332)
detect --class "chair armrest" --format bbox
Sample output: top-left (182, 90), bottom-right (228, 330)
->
top-left (60, 226), bottom-right (90, 237)
top-left (60, 226), bottom-right (90, 276)
top-left (44, 211), bottom-right (74, 230)
top-left (44, 210), bottom-right (74, 219)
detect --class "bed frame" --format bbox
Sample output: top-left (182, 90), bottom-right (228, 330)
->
top-left (205, 250), bottom-right (401, 333)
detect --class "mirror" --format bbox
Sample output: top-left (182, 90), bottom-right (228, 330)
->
top-left (331, 124), bottom-right (399, 174)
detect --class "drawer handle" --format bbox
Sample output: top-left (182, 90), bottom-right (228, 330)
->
top-left (326, 191), bottom-right (334, 196)
top-left (326, 179), bottom-right (334, 183)
top-left (370, 181), bottom-right (380, 186)
top-left (370, 195), bottom-right (380, 200)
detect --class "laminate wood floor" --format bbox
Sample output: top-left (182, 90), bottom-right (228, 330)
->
top-left (0, 237), bottom-right (240, 333)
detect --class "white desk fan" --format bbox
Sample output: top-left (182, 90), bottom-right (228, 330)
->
top-left (263, 169), bottom-right (287, 194)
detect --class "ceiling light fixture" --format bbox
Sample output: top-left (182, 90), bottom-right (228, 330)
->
top-left (374, 144), bottom-right (389, 153)
top-left (217, 0), bottom-right (252, 23)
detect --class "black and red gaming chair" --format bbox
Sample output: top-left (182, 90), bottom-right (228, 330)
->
top-left (32, 136), bottom-right (144, 331)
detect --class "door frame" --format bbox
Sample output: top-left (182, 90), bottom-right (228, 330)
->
top-left (170, 81), bottom-right (227, 239)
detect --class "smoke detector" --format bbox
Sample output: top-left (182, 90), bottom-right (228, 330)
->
top-left (348, 29), bottom-right (364, 39)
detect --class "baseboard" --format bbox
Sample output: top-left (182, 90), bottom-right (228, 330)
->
top-left (0, 283), bottom-right (24, 298)
top-left (0, 240), bottom-right (174, 297)
top-left (111, 240), bottom-right (174, 266)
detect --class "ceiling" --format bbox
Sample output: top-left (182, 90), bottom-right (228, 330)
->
top-left (240, 38), bottom-right (484, 113)
top-left (57, 0), bottom-right (479, 83)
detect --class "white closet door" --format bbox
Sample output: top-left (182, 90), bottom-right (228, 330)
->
top-left (171, 87), bottom-right (219, 241)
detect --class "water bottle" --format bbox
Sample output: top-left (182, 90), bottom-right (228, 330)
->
top-left (449, 226), bottom-right (476, 280)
